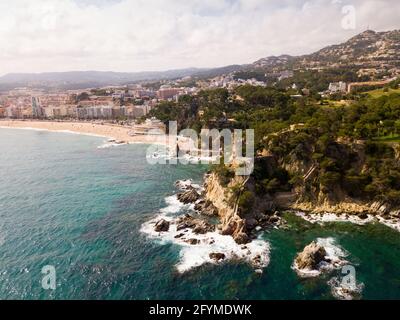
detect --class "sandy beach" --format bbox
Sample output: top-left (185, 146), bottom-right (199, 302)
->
top-left (0, 120), bottom-right (170, 146)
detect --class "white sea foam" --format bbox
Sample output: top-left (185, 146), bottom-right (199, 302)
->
top-left (295, 211), bottom-right (375, 225)
top-left (175, 179), bottom-right (202, 192)
top-left (376, 216), bottom-right (400, 232)
top-left (295, 211), bottom-right (400, 234)
top-left (97, 141), bottom-right (129, 149)
top-left (328, 276), bottom-right (364, 300)
top-left (160, 195), bottom-right (191, 215)
top-left (153, 152), bottom-right (219, 165)
top-left (140, 196), bottom-right (270, 273)
top-left (292, 237), bottom-right (349, 278)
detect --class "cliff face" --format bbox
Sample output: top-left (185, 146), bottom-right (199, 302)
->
top-left (203, 172), bottom-right (236, 225)
top-left (272, 137), bottom-right (400, 217)
top-left (203, 172), bottom-right (282, 244)
top-left (205, 135), bottom-right (400, 222)
top-left (203, 173), bottom-right (250, 244)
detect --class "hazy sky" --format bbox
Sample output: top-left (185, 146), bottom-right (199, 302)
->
top-left (0, 0), bottom-right (399, 75)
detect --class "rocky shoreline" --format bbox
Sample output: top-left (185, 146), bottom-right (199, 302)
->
top-left (141, 179), bottom-right (272, 273)
top-left (199, 173), bottom-right (288, 244)
top-left (291, 202), bottom-right (400, 232)
top-left (143, 169), bottom-right (399, 280)
top-left (141, 174), bottom-right (390, 298)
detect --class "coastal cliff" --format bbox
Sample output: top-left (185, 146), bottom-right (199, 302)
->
top-left (199, 171), bottom-right (284, 244)
top-left (265, 128), bottom-right (400, 216)
top-left (200, 133), bottom-right (400, 230)
top-left (203, 173), bottom-right (249, 244)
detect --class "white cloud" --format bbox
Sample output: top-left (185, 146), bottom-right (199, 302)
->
top-left (0, 0), bottom-right (399, 75)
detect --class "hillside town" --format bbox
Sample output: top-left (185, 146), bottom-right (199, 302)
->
top-left (0, 76), bottom-right (271, 120)
top-left (2, 73), bottom-right (399, 121)
top-left (1, 30), bottom-right (400, 121)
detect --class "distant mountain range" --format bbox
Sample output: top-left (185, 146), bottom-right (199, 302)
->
top-left (0, 69), bottom-right (207, 90)
top-left (253, 29), bottom-right (400, 72)
top-left (0, 64), bottom-right (246, 91)
top-left (1, 29), bottom-right (399, 90)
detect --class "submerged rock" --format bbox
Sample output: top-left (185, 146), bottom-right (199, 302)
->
top-left (154, 219), bottom-right (170, 232)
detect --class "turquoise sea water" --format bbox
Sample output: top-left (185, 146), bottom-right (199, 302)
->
top-left (1, 128), bottom-right (400, 300)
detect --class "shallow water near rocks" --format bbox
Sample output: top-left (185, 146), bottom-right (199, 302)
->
top-left (1, 128), bottom-right (400, 300)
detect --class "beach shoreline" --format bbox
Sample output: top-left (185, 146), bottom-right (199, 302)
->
top-left (0, 119), bottom-right (170, 146)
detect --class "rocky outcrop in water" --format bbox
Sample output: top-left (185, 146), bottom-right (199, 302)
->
top-left (221, 217), bottom-right (250, 244)
top-left (175, 174), bottom-right (288, 246)
top-left (295, 242), bottom-right (328, 270)
top-left (194, 200), bottom-right (218, 217)
top-left (177, 188), bottom-right (200, 204)
top-left (203, 173), bottom-right (289, 243)
top-left (154, 219), bottom-right (170, 232)
top-left (176, 214), bottom-right (215, 234)
top-left (185, 238), bottom-right (200, 245)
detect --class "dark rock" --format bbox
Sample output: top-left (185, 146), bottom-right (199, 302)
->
top-left (176, 214), bottom-right (193, 231)
top-left (193, 223), bottom-right (214, 234)
top-left (264, 201), bottom-right (277, 213)
top-left (186, 238), bottom-right (200, 245)
top-left (253, 255), bottom-right (262, 265)
top-left (176, 215), bottom-right (214, 234)
top-left (221, 221), bottom-right (236, 236)
top-left (194, 200), bottom-right (204, 211)
top-left (154, 219), bottom-right (170, 232)
top-left (209, 252), bottom-right (226, 261)
top-left (234, 232), bottom-right (250, 245)
top-left (221, 218), bottom-right (250, 244)
top-left (174, 233), bottom-right (185, 239)
top-left (177, 188), bottom-right (200, 204)
top-left (245, 218), bottom-right (258, 231)
top-left (268, 216), bottom-right (280, 224)
top-left (390, 211), bottom-right (400, 218)
top-left (195, 200), bottom-right (218, 217)
top-left (358, 212), bottom-right (368, 220)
